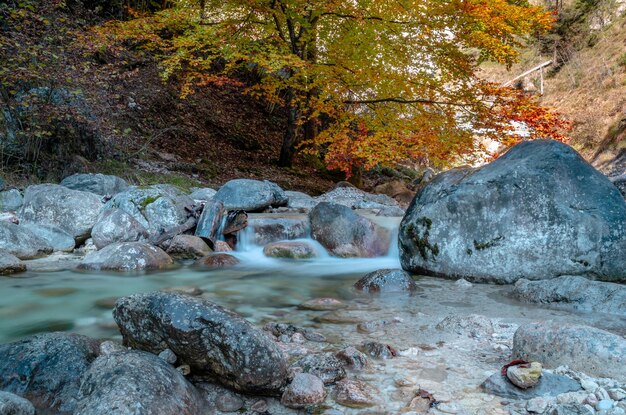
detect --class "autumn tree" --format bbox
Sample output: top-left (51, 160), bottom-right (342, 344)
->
top-left (93, 0), bottom-right (569, 175)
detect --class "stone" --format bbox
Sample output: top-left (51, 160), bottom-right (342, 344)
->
top-left (192, 253), bottom-right (239, 268)
top-left (160, 286), bottom-right (203, 296)
top-left (292, 353), bottom-right (346, 385)
top-left (0, 391), bottom-right (35, 415)
top-left (19, 184), bottom-right (103, 242)
top-left (0, 251), bottom-right (26, 275)
top-left (549, 403), bottom-right (594, 415)
top-left (0, 222), bottom-right (52, 259)
top-left (376, 205), bottom-right (406, 217)
top-left (507, 362), bottom-right (543, 389)
top-left (285, 191), bottom-right (317, 210)
top-left (310, 202), bottom-right (390, 257)
top-left (361, 342), bottom-right (397, 359)
top-left (166, 234), bottom-right (212, 259)
top-left (0, 332), bottom-right (100, 414)
top-left (333, 379), bottom-right (379, 408)
top-left (512, 276), bottom-right (626, 316)
top-left (20, 224), bottom-right (75, 252)
top-left (194, 200), bottom-right (225, 243)
top-left (480, 371), bottom-right (581, 399)
top-left (512, 322), bottom-right (626, 381)
top-left (436, 314), bottom-right (494, 338)
top-left (213, 240), bottom-right (232, 252)
top-left (354, 268), bottom-right (417, 293)
top-left (247, 217), bottom-right (310, 245)
top-left (215, 392), bottom-right (244, 412)
top-left (281, 373), bottom-right (326, 408)
top-left (318, 186), bottom-right (400, 210)
top-left (77, 242), bottom-right (173, 272)
top-left (527, 397), bottom-right (554, 413)
top-left (608, 389), bottom-right (626, 401)
top-left (74, 350), bottom-right (206, 415)
top-left (113, 291), bottom-right (288, 394)
top-left (159, 348), bottom-right (178, 364)
top-left (399, 140), bottom-right (626, 283)
top-left (0, 189), bottom-right (23, 212)
top-left (189, 187), bottom-right (217, 202)
top-left (335, 346), bottom-right (370, 370)
top-left (298, 297), bottom-right (346, 311)
top-left (263, 241), bottom-right (317, 259)
top-left (213, 179), bottom-right (288, 211)
top-left (91, 208), bottom-right (148, 249)
top-left (455, 279), bottom-right (473, 288)
top-left (598, 400), bottom-right (615, 411)
top-left (60, 173), bottom-right (128, 196)
top-left (99, 340), bottom-right (126, 355)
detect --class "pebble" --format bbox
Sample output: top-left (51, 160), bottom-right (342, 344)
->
top-left (333, 379), bottom-right (379, 408)
top-left (598, 400), bottom-right (615, 411)
top-left (299, 298), bottom-right (346, 311)
top-left (507, 362), bottom-right (542, 389)
top-left (335, 346), bottom-right (370, 370)
top-left (585, 394), bottom-right (599, 406)
top-left (158, 349), bottom-right (177, 365)
top-left (436, 402), bottom-right (463, 414)
top-left (281, 373), bottom-right (326, 408)
top-left (527, 397), bottom-right (553, 413)
top-left (582, 379), bottom-right (600, 392)
top-left (608, 389), bottom-right (626, 401)
top-left (597, 389), bottom-right (612, 401)
top-left (251, 399), bottom-right (268, 413)
top-left (216, 393), bottom-right (244, 412)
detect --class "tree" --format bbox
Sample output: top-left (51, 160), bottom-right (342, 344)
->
top-left (92, 0), bottom-right (569, 175)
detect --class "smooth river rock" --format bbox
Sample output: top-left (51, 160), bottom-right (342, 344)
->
top-left (60, 173), bottom-right (129, 196)
top-left (281, 373), bottom-right (326, 408)
top-left (0, 332), bottom-right (100, 414)
top-left (263, 241), bottom-right (317, 259)
top-left (0, 222), bottom-right (52, 259)
top-left (113, 291), bottom-right (288, 394)
top-left (77, 242), bottom-right (173, 272)
top-left (91, 208), bottom-right (148, 249)
top-left (213, 179), bottom-right (288, 211)
top-left (399, 140), bottom-right (626, 283)
top-left (0, 251), bottom-right (25, 275)
top-left (165, 234), bottom-right (211, 259)
top-left (74, 350), bottom-right (206, 415)
top-left (354, 268), bottom-right (417, 293)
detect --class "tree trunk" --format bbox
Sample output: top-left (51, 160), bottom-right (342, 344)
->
top-left (278, 89), bottom-right (298, 167)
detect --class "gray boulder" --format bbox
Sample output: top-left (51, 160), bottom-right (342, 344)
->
top-left (480, 371), bottom-right (581, 399)
top-left (74, 350), bottom-right (206, 415)
top-left (113, 291), bottom-right (288, 394)
top-left (399, 140), bottom-right (626, 283)
top-left (0, 251), bottom-right (26, 275)
top-left (91, 208), bottom-right (148, 249)
top-left (77, 242), bottom-right (173, 272)
top-left (60, 173), bottom-right (128, 196)
top-left (248, 217), bottom-right (310, 245)
top-left (103, 185), bottom-right (194, 237)
top-left (21, 224), bottom-right (75, 252)
top-left (0, 189), bottom-right (22, 212)
top-left (0, 391), bottom-right (35, 415)
top-left (354, 269), bottom-right (417, 293)
top-left (512, 321), bottom-right (626, 381)
top-left (310, 202), bottom-right (390, 257)
top-left (285, 191), bottom-right (318, 210)
top-left (317, 186), bottom-right (400, 210)
top-left (0, 332), bottom-right (100, 414)
top-left (0, 222), bottom-right (52, 259)
top-left (19, 184), bottom-right (103, 242)
top-left (512, 276), bottom-right (626, 315)
top-left (192, 253), bottom-right (240, 268)
top-left (166, 234), bottom-right (211, 259)
top-left (214, 179), bottom-right (287, 211)
top-left (189, 187), bottom-right (217, 202)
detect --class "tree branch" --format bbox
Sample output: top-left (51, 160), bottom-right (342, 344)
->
top-left (343, 97), bottom-right (470, 107)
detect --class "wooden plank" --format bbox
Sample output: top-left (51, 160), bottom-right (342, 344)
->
top-left (503, 60), bottom-right (553, 87)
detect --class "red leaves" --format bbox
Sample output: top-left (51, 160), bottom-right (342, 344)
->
top-left (501, 359), bottom-right (530, 376)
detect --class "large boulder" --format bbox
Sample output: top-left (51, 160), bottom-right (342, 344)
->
top-left (247, 217), bottom-right (310, 245)
top-left (74, 350), bottom-right (206, 415)
top-left (0, 222), bottom-right (52, 259)
top-left (512, 276), bottom-right (626, 315)
top-left (77, 242), bottom-right (173, 272)
top-left (309, 202), bottom-right (390, 257)
top-left (0, 189), bottom-right (23, 212)
top-left (113, 291), bottom-right (288, 394)
top-left (60, 173), bottom-right (128, 196)
top-left (285, 191), bottom-right (318, 210)
top-left (20, 224), bottom-right (75, 252)
top-left (512, 321), bottom-right (626, 381)
top-left (0, 391), bottom-right (35, 415)
top-left (103, 185), bottom-right (194, 237)
top-left (213, 179), bottom-right (288, 211)
top-left (90, 208), bottom-right (148, 249)
top-left (399, 140), bottom-right (626, 283)
top-left (0, 251), bottom-right (26, 275)
top-left (0, 332), bottom-right (100, 414)
top-left (19, 184), bottom-right (103, 242)
top-left (166, 234), bottom-right (211, 259)
top-left (317, 186), bottom-right (400, 210)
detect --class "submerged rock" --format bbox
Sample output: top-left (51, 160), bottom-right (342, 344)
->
top-left (0, 251), bottom-right (26, 275)
top-left (113, 291), bottom-right (288, 394)
top-left (0, 332), bottom-right (100, 414)
top-left (281, 373), bottom-right (326, 408)
top-left (292, 353), bottom-right (346, 385)
top-left (512, 321), bottom-right (626, 381)
top-left (298, 297), bottom-right (347, 311)
top-left (60, 173), bottom-right (128, 196)
top-left (436, 314), bottom-right (494, 338)
top-left (310, 202), bottom-right (390, 257)
top-left (192, 253), bottom-right (239, 268)
top-left (77, 242), bottom-right (173, 272)
top-left (354, 268), bottom-right (417, 293)
top-left (91, 208), bottom-right (148, 249)
top-left (333, 379), bottom-right (379, 408)
top-left (213, 179), bottom-right (288, 211)
top-left (166, 234), bottom-right (212, 259)
top-left (263, 241), bottom-right (317, 259)
top-left (0, 391), bottom-right (35, 415)
top-left (481, 371), bottom-right (581, 399)
top-left (399, 140), bottom-right (626, 283)
top-left (74, 350), bottom-right (206, 415)
top-left (0, 222), bottom-right (52, 259)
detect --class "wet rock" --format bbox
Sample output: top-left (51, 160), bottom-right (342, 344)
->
top-left (213, 179), bottom-right (288, 211)
top-left (455, 278), bottom-right (473, 288)
top-left (376, 205), bottom-right (406, 217)
top-left (436, 314), bottom-right (494, 338)
top-left (285, 191), bottom-right (317, 210)
top-left (298, 297), bottom-right (346, 311)
top-left (60, 173), bottom-right (128, 196)
top-left (480, 371), bottom-right (581, 399)
top-left (512, 276), bottom-right (626, 315)
top-left (313, 311), bottom-right (362, 324)
top-left (166, 234), bottom-right (212, 259)
top-left (74, 350), bottom-right (206, 415)
top-left (318, 186), bottom-right (400, 210)
top-left (194, 200), bottom-right (225, 243)
top-left (549, 403), bottom-right (594, 415)
top-left (192, 253), bottom-right (239, 268)
top-left (333, 379), bottom-right (379, 408)
top-left (19, 184), bottom-right (103, 241)
top-left (0, 222), bottom-right (52, 259)
top-left (264, 323), bottom-right (326, 343)
top-left (189, 187), bottom-right (217, 202)
top-left (0, 251), bottom-right (26, 275)
top-left (0, 189), bottom-right (23, 212)
top-left (292, 353), bottom-right (346, 385)
top-left (77, 241), bottom-right (173, 272)
top-left (310, 202), bottom-right (390, 257)
top-left (357, 319), bottom-right (394, 333)
top-left (512, 322), bottom-right (626, 381)
top-left (0, 391), bottom-right (35, 415)
top-left (335, 346), bottom-right (370, 370)
top-left (91, 208), bottom-right (148, 249)
top-left (213, 240), bottom-right (232, 252)
top-left (0, 332), bottom-right (100, 414)
top-left (99, 340), bottom-right (126, 355)
top-left (354, 268), bottom-right (417, 293)
top-left (160, 286), bottom-right (203, 296)
top-left (248, 217), bottom-right (310, 245)
top-left (507, 362), bottom-right (543, 389)
top-left (263, 241), bottom-right (317, 259)
top-left (399, 140), bottom-right (626, 283)
top-left (20, 224), bottom-right (75, 252)
top-left (281, 373), bottom-right (326, 408)
top-left (360, 341), bottom-right (397, 359)
top-left (113, 291), bottom-right (288, 394)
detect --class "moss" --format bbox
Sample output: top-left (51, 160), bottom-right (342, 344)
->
top-left (405, 217), bottom-right (439, 261)
top-left (473, 236), bottom-right (504, 251)
top-left (139, 195), bottom-right (160, 210)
